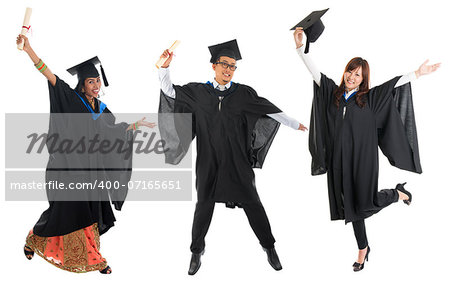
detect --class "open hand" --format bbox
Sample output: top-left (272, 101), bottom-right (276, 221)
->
top-left (137, 117), bottom-right (157, 129)
top-left (298, 123), bottom-right (308, 131)
top-left (415, 59), bottom-right (441, 78)
top-left (127, 117), bottom-right (157, 131)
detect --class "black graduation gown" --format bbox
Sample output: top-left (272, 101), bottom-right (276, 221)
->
top-left (159, 82), bottom-right (281, 205)
top-left (309, 73), bottom-right (422, 223)
top-left (33, 76), bottom-right (133, 237)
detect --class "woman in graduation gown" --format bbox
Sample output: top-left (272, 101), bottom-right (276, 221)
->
top-left (292, 28), bottom-right (440, 271)
top-left (17, 34), bottom-right (154, 274)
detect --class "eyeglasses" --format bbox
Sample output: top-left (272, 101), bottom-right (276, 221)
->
top-left (215, 61), bottom-right (237, 71)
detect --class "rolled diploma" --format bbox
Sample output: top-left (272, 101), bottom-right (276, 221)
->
top-left (155, 40), bottom-right (181, 69)
top-left (17, 7), bottom-right (32, 50)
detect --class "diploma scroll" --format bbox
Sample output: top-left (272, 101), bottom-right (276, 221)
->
top-left (155, 40), bottom-right (180, 69)
top-left (17, 7), bottom-right (32, 50)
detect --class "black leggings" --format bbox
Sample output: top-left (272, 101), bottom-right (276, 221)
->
top-left (351, 188), bottom-right (400, 250)
top-left (352, 219), bottom-right (368, 250)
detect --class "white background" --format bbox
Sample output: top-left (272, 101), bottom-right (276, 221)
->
top-left (1, 0), bottom-right (449, 281)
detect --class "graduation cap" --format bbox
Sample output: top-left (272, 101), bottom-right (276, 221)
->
top-left (290, 8), bottom-right (329, 54)
top-left (66, 56), bottom-right (109, 87)
top-left (208, 39), bottom-right (242, 63)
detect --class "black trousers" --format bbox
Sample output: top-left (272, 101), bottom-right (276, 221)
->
top-left (351, 188), bottom-right (399, 250)
top-left (190, 200), bottom-right (276, 253)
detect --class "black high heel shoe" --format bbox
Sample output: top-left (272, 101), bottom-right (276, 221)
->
top-left (352, 246), bottom-right (370, 272)
top-left (395, 182), bottom-right (412, 205)
top-left (99, 265), bottom-right (112, 274)
top-left (24, 245), bottom-right (34, 260)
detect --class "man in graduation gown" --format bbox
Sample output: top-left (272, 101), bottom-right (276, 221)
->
top-left (158, 39), bottom-right (306, 275)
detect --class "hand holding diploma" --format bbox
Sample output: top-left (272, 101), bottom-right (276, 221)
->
top-left (156, 40), bottom-right (180, 69)
top-left (17, 7), bottom-right (32, 50)
top-left (16, 34), bottom-right (31, 53)
top-left (159, 49), bottom-right (174, 68)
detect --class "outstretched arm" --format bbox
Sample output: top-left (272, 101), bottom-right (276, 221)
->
top-left (158, 49), bottom-right (176, 98)
top-left (395, 60), bottom-right (441, 88)
top-left (16, 34), bottom-right (56, 86)
top-left (294, 27), bottom-right (321, 86)
top-left (126, 117), bottom-right (157, 131)
top-left (267, 112), bottom-right (307, 131)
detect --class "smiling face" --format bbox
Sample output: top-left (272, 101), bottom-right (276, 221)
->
top-left (341, 57), bottom-right (370, 94)
top-left (212, 56), bottom-right (236, 85)
top-left (344, 67), bottom-right (363, 91)
top-left (82, 77), bottom-right (101, 98)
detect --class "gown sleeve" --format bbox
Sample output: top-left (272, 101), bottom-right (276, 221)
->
top-left (309, 73), bottom-right (338, 175)
top-left (158, 84), bottom-right (196, 165)
top-left (368, 77), bottom-right (422, 173)
top-left (244, 86), bottom-right (282, 168)
top-left (48, 75), bottom-right (82, 113)
top-left (98, 110), bottom-right (134, 211)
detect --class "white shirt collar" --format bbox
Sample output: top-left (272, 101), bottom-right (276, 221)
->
top-left (344, 87), bottom-right (358, 99)
top-left (212, 79), bottom-right (231, 91)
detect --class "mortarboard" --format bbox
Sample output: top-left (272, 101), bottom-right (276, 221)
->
top-left (67, 56), bottom-right (109, 87)
top-left (290, 8), bottom-right (329, 54)
top-left (208, 39), bottom-right (242, 63)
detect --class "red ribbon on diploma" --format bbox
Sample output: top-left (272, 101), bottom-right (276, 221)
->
top-left (22, 25), bottom-right (32, 35)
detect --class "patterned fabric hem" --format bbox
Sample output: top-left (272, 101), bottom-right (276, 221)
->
top-left (25, 223), bottom-right (108, 273)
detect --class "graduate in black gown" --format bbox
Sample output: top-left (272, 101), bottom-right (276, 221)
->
top-left (158, 39), bottom-right (307, 275)
top-left (17, 34), bottom-right (155, 274)
top-left (292, 26), bottom-right (440, 271)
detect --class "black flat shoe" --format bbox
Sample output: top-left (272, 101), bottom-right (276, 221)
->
top-left (353, 246), bottom-right (370, 272)
top-left (396, 182), bottom-right (412, 205)
top-left (263, 247), bottom-right (282, 271)
top-left (24, 245), bottom-right (34, 260)
top-left (99, 265), bottom-right (112, 274)
top-left (188, 250), bottom-right (204, 275)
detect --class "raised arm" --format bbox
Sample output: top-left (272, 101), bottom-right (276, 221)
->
top-left (16, 34), bottom-right (56, 86)
top-left (158, 49), bottom-right (176, 98)
top-left (293, 27), bottom-right (321, 86)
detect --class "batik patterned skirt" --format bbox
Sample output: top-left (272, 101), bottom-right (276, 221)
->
top-left (25, 223), bottom-right (107, 273)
